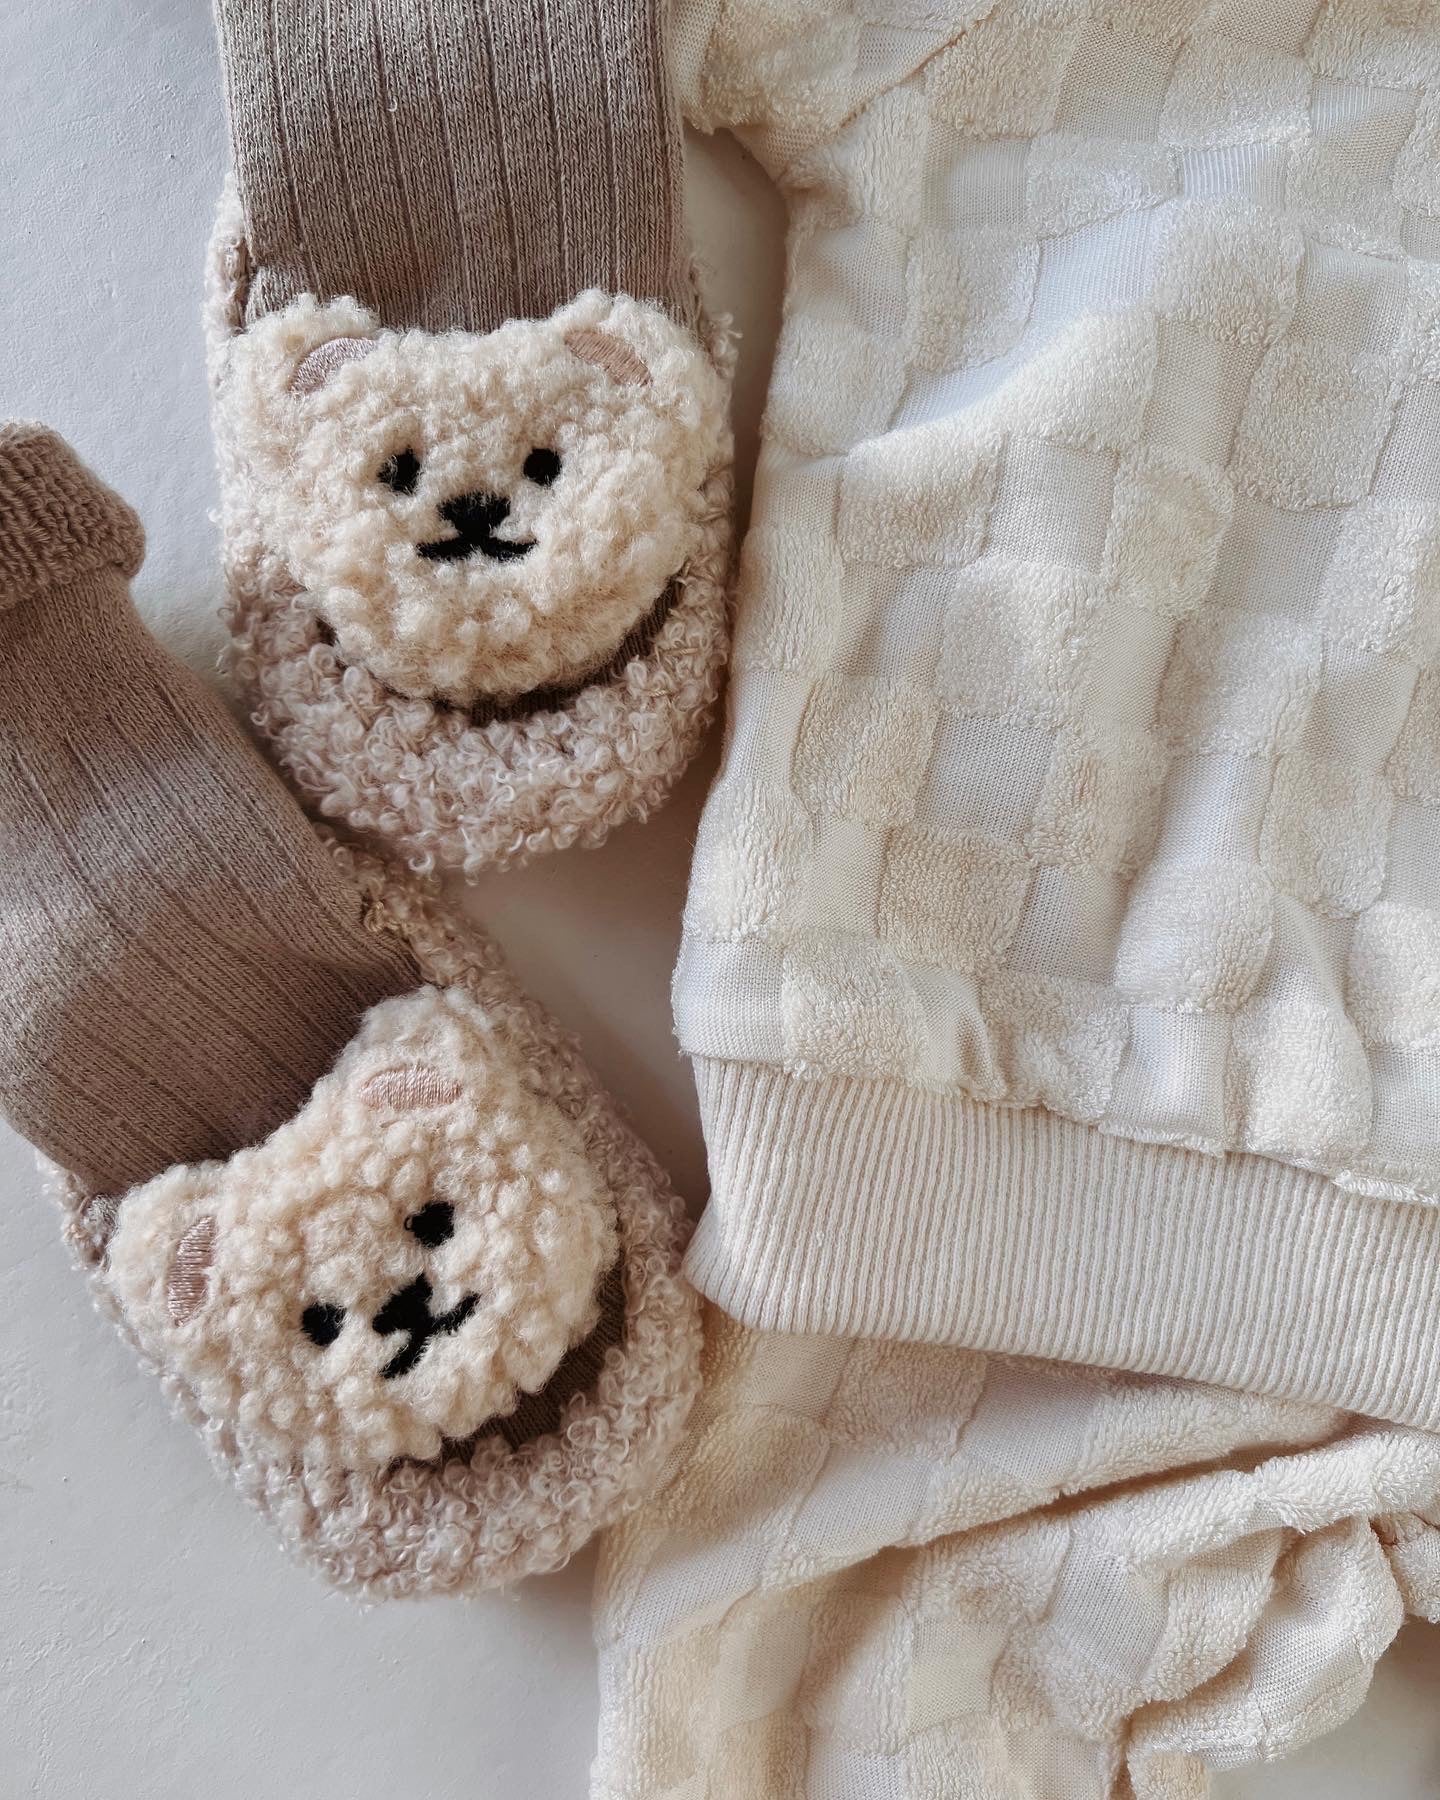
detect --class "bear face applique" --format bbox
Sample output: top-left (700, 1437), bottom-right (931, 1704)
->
top-left (224, 290), bottom-right (729, 707)
top-left (105, 985), bottom-right (617, 1469)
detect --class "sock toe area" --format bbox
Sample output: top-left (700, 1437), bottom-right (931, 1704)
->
top-left (0, 421), bottom-right (145, 601)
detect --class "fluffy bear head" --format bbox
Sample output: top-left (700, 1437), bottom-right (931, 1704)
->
top-left (222, 290), bottom-right (728, 706)
top-left (104, 986), bottom-right (617, 1469)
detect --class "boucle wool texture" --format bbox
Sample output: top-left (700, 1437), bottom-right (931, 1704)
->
top-left (672, 0), bottom-right (1440, 1427)
top-left (222, 289), bottom-right (729, 706)
top-left (0, 425), bottom-right (701, 1591)
top-left (208, 0), bottom-right (735, 873)
top-left (593, 1310), bottom-right (1440, 1799)
top-left (0, 422), bottom-right (416, 1196)
top-left (106, 984), bottom-right (617, 1469)
top-left (64, 844), bottom-right (702, 1597)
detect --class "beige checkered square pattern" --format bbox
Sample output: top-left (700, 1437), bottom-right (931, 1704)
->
top-left (593, 1310), bottom-right (1440, 1799)
top-left (679, 0), bottom-right (1440, 1206)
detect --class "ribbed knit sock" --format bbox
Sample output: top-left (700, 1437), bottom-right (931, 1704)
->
top-left (214, 0), bottom-right (687, 335)
top-left (0, 422), bottom-right (417, 1196)
top-left (205, 0), bottom-right (732, 880)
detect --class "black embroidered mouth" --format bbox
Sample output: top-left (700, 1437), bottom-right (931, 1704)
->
top-left (417, 491), bottom-right (535, 565)
top-left (372, 1273), bottom-right (479, 1379)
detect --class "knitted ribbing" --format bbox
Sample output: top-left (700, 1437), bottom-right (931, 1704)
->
top-left (0, 425), bottom-right (417, 1195)
top-left (0, 421), bottom-right (144, 597)
top-left (213, 0), bottom-right (688, 334)
top-left (644, 1), bottom-right (1440, 1448)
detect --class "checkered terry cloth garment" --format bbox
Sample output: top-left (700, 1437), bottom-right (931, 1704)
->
top-left (593, 1313), bottom-right (1440, 1798)
top-left (673, 0), bottom-right (1440, 1423)
top-left (593, 3), bottom-right (1440, 1793)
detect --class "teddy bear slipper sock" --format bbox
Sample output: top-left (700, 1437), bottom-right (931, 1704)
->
top-left (206, 0), bottom-right (734, 876)
top-left (0, 425), bottom-right (700, 1595)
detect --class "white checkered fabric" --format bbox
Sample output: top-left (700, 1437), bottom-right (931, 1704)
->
top-left (670, 0), bottom-right (1440, 1404)
top-left (681, 0), bottom-right (1440, 1191)
top-left (593, 1309), bottom-right (1440, 1799)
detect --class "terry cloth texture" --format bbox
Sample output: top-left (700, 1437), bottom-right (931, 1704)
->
top-left (0, 422), bottom-right (415, 1196)
top-left (213, 0), bottom-right (689, 333)
top-left (593, 1309), bottom-right (1440, 1800)
top-left (673, 0), bottom-right (1440, 1427)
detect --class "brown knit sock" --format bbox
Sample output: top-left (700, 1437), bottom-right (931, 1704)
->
top-left (0, 423), bottom-right (417, 1196)
top-left (206, 0), bottom-right (731, 881)
top-left (214, 0), bottom-right (687, 335)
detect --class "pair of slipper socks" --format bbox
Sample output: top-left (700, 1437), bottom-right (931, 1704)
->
top-left (44, 204), bottom-right (734, 1595)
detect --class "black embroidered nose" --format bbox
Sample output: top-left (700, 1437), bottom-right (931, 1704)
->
top-left (406, 1200), bottom-right (454, 1247)
top-left (417, 491), bottom-right (536, 565)
top-left (372, 1273), bottom-right (478, 1380)
top-left (301, 1301), bottom-right (345, 1347)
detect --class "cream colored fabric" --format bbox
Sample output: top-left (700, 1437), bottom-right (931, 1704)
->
top-left (223, 289), bottom-right (729, 705)
top-left (106, 983), bottom-right (616, 1469)
top-left (683, 1062), bottom-right (1440, 1431)
top-left (671, 0), bottom-right (1440, 1419)
top-left (593, 1309), bottom-right (1440, 1799)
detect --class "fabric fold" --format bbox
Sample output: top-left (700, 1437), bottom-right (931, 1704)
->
top-left (593, 1309), bottom-right (1440, 1800)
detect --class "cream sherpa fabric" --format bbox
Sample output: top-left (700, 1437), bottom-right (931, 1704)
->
top-left (594, 1309), bottom-right (1440, 1799)
top-left (670, 0), bottom-right (1440, 1427)
top-left (224, 290), bottom-right (728, 706)
top-left (60, 842), bottom-right (701, 1597)
top-left (106, 984), bottom-right (615, 1469)
top-left (207, 187), bottom-right (735, 874)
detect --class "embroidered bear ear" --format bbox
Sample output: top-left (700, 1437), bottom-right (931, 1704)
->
top-left (563, 326), bottom-right (652, 387)
top-left (220, 293), bottom-right (385, 483)
top-left (549, 291), bottom-right (730, 436)
top-left (106, 1165), bottom-right (228, 1347)
top-left (231, 293), bottom-right (382, 400)
top-left (360, 1064), bottom-right (463, 1111)
top-left (165, 1214), bottom-right (218, 1324)
top-left (290, 335), bottom-right (379, 395)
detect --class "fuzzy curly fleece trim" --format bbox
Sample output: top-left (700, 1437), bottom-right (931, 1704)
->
top-left (207, 189), bottom-right (735, 875)
top-left (104, 983), bottom-right (615, 1469)
top-left (58, 844), bottom-right (701, 1596)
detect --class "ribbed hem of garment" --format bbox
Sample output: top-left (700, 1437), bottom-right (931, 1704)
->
top-left (685, 1058), bottom-right (1440, 1432)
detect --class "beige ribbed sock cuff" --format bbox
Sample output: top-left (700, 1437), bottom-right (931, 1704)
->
top-left (0, 422), bottom-right (145, 599)
top-left (214, 0), bottom-right (687, 335)
top-left (0, 425), bottom-right (417, 1195)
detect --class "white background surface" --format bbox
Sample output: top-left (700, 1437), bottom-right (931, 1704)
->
top-left (4, 3), bottom-right (1440, 1795)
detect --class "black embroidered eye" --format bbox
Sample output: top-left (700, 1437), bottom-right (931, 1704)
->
top-left (301, 1301), bottom-right (345, 1347)
top-left (406, 1200), bottom-right (455, 1247)
top-left (523, 447), bottom-right (561, 487)
top-left (377, 448), bottom-right (421, 495)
